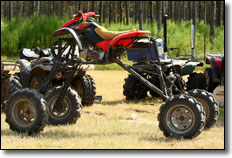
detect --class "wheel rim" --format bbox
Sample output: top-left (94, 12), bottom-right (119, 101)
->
top-left (166, 104), bottom-right (195, 134)
top-left (49, 95), bottom-right (70, 119)
top-left (12, 99), bottom-right (37, 128)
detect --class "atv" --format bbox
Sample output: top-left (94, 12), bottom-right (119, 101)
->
top-left (205, 54), bottom-right (224, 92)
top-left (16, 47), bottom-right (96, 107)
top-left (4, 9), bottom-right (219, 139)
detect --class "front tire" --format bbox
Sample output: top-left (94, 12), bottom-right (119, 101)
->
top-left (45, 86), bottom-right (82, 125)
top-left (5, 88), bottom-right (48, 135)
top-left (158, 95), bottom-right (205, 139)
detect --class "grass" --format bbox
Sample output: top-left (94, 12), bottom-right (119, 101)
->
top-left (1, 70), bottom-right (224, 149)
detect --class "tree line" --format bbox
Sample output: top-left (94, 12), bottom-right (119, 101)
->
top-left (1, 1), bottom-right (224, 47)
top-left (1, 1), bottom-right (224, 25)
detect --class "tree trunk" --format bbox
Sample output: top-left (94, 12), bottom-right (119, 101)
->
top-left (183, 2), bottom-right (185, 21)
top-left (8, 1), bottom-right (12, 21)
top-left (157, 1), bottom-right (162, 34)
top-left (178, 1), bottom-right (181, 23)
top-left (109, 1), bottom-right (112, 25)
top-left (138, 1), bottom-right (143, 30)
top-left (210, 1), bottom-right (216, 49)
top-left (216, 1), bottom-right (221, 26)
top-left (91, 1), bottom-right (94, 11)
top-left (99, 1), bottom-right (103, 24)
top-left (143, 1), bottom-right (146, 23)
top-left (150, 1), bottom-right (154, 25)
top-left (198, 1), bottom-right (201, 21)
top-left (126, 1), bottom-right (130, 25)
top-left (168, 1), bottom-right (171, 20)
top-left (134, 1), bottom-right (138, 24)
top-left (223, 1), bottom-right (225, 26)
top-left (79, 1), bottom-right (81, 10)
top-left (207, 1), bottom-right (211, 25)
top-left (119, 1), bottom-right (122, 23)
top-left (36, 1), bottom-right (40, 17)
top-left (192, 1), bottom-right (197, 26)
top-left (188, 1), bottom-right (191, 21)
top-left (103, 2), bottom-right (106, 23)
top-left (172, 1), bottom-right (175, 22)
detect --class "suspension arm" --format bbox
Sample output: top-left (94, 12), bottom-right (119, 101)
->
top-left (112, 57), bottom-right (169, 101)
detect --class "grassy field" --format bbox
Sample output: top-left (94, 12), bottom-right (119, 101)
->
top-left (1, 70), bottom-right (224, 149)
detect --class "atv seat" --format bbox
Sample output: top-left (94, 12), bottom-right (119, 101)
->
top-left (95, 26), bottom-right (139, 40)
top-left (19, 48), bottom-right (51, 60)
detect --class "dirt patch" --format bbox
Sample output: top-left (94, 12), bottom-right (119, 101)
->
top-left (126, 108), bottom-right (155, 114)
top-left (82, 111), bottom-right (107, 116)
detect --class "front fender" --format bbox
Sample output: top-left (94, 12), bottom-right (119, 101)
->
top-left (51, 27), bottom-right (83, 51)
top-left (17, 59), bottom-right (31, 87)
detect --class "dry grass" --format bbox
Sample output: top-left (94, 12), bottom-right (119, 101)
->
top-left (1, 70), bottom-right (224, 149)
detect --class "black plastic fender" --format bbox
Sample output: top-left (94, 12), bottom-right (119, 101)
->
top-left (205, 56), bottom-right (220, 81)
top-left (16, 59), bottom-right (31, 88)
top-left (52, 27), bottom-right (83, 51)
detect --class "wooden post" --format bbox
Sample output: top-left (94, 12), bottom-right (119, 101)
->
top-left (191, 24), bottom-right (195, 59)
top-left (204, 35), bottom-right (206, 62)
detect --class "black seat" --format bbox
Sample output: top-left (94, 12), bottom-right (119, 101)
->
top-left (19, 48), bottom-right (51, 61)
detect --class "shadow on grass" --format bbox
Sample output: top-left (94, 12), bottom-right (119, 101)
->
top-left (95, 97), bottom-right (162, 106)
top-left (1, 128), bottom-right (167, 142)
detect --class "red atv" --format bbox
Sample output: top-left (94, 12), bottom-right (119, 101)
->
top-left (205, 54), bottom-right (224, 92)
top-left (4, 9), bottom-right (218, 139)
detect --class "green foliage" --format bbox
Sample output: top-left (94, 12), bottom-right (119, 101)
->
top-left (1, 15), bottom-right (224, 59)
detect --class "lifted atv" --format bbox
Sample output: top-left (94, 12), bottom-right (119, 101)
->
top-left (4, 9), bottom-right (219, 139)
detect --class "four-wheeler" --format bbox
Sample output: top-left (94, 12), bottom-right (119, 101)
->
top-left (1, 61), bottom-right (20, 112)
top-left (4, 9), bottom-right (219, 139)
top-left (205, 54), bottom-right (224, 92)
top-left (17, 47), bottom-right (96, 107)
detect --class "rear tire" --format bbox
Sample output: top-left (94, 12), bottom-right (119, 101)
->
top-left (158, 95), bottom-right (205, 139)
top-left (45, 86), bottom-right (82, 125)
top-left (187, 89), bottom-right (219, 128)
top-left (204, 68), bottom-right (218, 92)
top-left (72, 74), bottom-right (96, 106)
top-left (186, 72), bottom-right (206, 91)
top-left (123, 75), bottom-right (148, 100)
top-left (5, 88), bottom-right (48, 135)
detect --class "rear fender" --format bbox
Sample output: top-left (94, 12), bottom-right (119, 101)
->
top-left (52, 27), bottom-right (83, 51)
top-left (205, 57), bottom-right (220, 81)
top-left (30, 65), bottom-right (51, 77)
